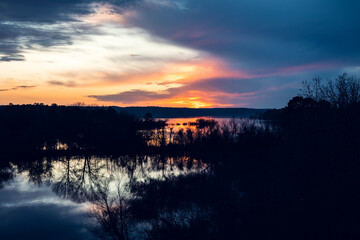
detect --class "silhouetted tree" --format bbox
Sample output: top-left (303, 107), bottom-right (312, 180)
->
top-left (301, 73), bottom-right (360, 108)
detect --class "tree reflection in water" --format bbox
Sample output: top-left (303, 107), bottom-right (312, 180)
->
top-left (5, 154), bottom-right (208, 240)
top-left (89, 178), bottom-right (132, 240)
top-left (86, 157), bottom-right (212, 240)
top-left (0, 161), bottom-right (14, 189)
top-left (15, 157), bottom-right (53, 186)
top-left (51, 156), bottom-right (113, 203)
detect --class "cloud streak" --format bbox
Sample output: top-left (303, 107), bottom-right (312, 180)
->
top-left (0, 85), bottom-right (36, 92)
top-left (48, 81), bottom-right (77, 87)
top-left (89, 89), bottom-right (172, 104)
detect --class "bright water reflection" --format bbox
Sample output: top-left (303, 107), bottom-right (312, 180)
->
top-left (142, 117), bottom-right (270, 147)
top-left (162, 117), bottom-right (266, 131)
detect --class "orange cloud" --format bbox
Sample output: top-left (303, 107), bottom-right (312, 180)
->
top-left (86, 56), bottom-right (257, 107)
top-left (154, 90), bottom-right (246, 108)
top-left (74, 55), bottom-right (251, 87)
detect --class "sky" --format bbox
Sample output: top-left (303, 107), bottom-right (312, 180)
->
top-left (1, 0), bottom-right (360, 108)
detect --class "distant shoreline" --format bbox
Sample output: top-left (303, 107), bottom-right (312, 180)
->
top-left (113, 106), bottom-right (270, 118)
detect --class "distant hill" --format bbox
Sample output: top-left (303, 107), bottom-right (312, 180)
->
top-left (113, 107), bottom-right (269, 118)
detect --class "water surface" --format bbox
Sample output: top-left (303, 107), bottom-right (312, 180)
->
top-left (0, 155), bottom-right (208, 240)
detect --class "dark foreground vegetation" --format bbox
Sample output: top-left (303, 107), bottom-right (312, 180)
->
top-left (0, 104), bottom-right (143, 152)
top-left (1, 73), bottom-right (360, 240)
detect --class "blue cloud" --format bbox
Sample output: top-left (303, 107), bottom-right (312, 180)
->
top-left (124, 0), bottom-right (360, 72)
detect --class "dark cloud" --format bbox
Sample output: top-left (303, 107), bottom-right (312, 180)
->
top-left (0, 1), bottom-right (92, 23)
top-left (0, 85), bottom-right (36, 92)
top-left (0, 55), bottom-right (25, 62)
top-left (89, 89), bottom-right (172, 103)
top-left (0, 1), bottom-right (89, 61)
top-left (0, 22), bottom-right (76, 61)
top-left (124, 0), bottom-right (360, 72)
top-left (48, 81), bottom-right (77, 87)
top-left (0, 0), bottom-right (137, 62)
top-left (0, 0), bottom-right (136, 23)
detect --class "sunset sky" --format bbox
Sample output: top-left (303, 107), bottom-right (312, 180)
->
top-left (1, 0), bottom-right (360, 108)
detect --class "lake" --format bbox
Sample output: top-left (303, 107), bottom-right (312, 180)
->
top-left (0, 155), bottom-right (209, 240)
top-left (0, 117), bottom-right (268, 240)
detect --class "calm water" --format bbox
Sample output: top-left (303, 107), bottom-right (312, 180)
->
top-left (161, 117), bottom-right (266, 130)
top-left (141, 117), bottom-right (269, 146)
top-left (0, 155), bottom-right (208, 240)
